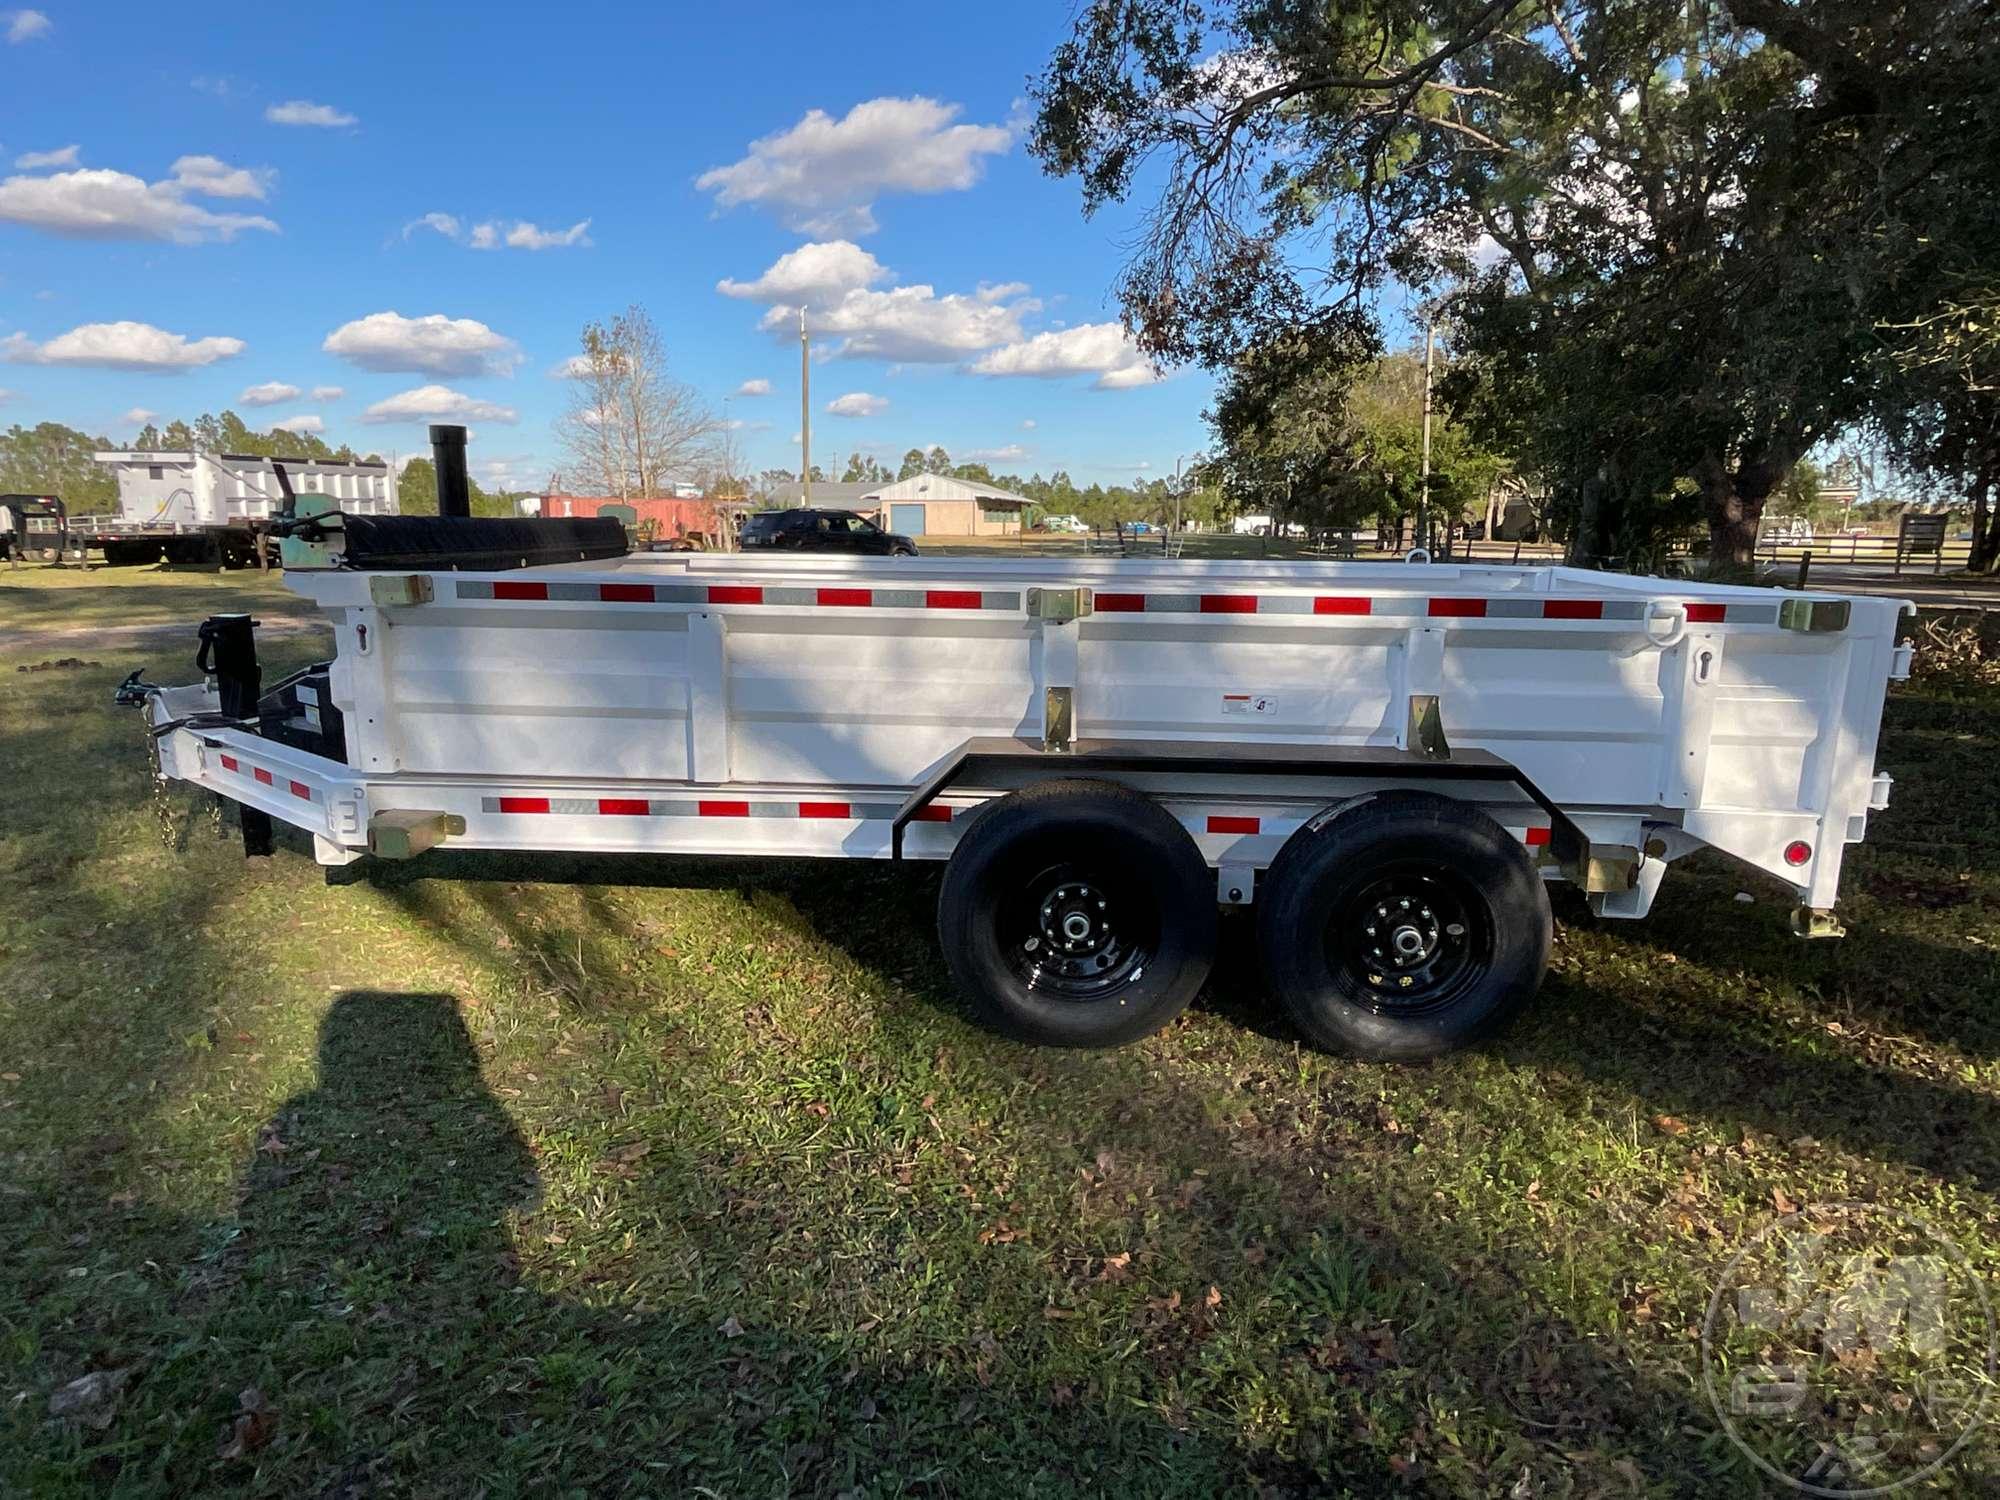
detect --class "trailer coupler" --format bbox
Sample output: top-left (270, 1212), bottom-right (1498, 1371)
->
top-left (113, 668), bottom-right (159, 707)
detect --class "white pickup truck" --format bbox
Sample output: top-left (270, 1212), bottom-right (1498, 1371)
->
top-left (126, 524), bottom-right (1910, 1061)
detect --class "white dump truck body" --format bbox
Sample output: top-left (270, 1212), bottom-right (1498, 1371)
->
top-left (91, 451), bottom-right (398, 533)
top-left (141, 553), bottom-right (1909, 927)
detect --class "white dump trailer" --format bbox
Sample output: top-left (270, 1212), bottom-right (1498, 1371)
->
top-left (81, 451), bottom-right (398, 567)
top-left (125, 530), bottom-right (1911, 1060)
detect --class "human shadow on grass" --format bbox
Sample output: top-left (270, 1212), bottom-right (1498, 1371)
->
top-left (107, 989), bottom-right (1308, 1498)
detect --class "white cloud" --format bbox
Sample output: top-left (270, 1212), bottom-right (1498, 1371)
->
top-left (971, 323), bottom-right (1162, 389)
top-left (826, 391), bottom-right (887, 418)
top-left (724, 241), bottom-right (1036, 363)
top-left (962, 443), bottom-right (1029, 463)
top-left (2, 320), bottom-right (245, 371)
top-left (271, 413), bottom-right (325, 435)
top-left (121, 406), bottom-right (158, 425)
top-left (238, 380), bottom-right (301, 407)
top-left (697, 96), bottom-right (1010, 236)
top-left (978, 281), bottom-right (1030, 303)
top-left (309, 384), bottom-right (344, 401)
top-left (718, 240), bottom-right (886, 303)
top-left (360, 384), bottom-right (518, 425)
top-left (6, 10), bottom-right (51, 43)
top-left (773, 283), bottom-right (1028, 363)
top-left (15, 144), bottom-right (78, 169)
top-left (0, 165), bottom-right (278, 242)
top-left (469, 218), bottom-right (591, 250)
top-left (322, 311), bottom-right (520, 376)
top-left (1021, 418), bottom-right (1037, 430)
top-left (168, 154), bottom-right (272, 200)
top-left (265, 99), bottom-right (356, 128)
top-left (734, 377), bottom-right (772, 397)
top-left (403, 211), bottom-right (460, 240)
top-left (546, 354), bottom-right (594, 379)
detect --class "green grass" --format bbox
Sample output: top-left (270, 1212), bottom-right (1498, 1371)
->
top-left (1, 569), bottom-right (1997, 1495)
top-left (1, 566), bottom-right (311, 636)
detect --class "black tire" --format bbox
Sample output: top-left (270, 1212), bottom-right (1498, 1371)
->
top-left (937, 779), bottom-right (1216, 1047)
top-left (1257, 791), bottom-right (1550, 1060)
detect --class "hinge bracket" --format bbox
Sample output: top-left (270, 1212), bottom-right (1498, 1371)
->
top-left (1043, 686), bottom-right (1074, 753)
top-left (1778, 598), bottom-right (1850, 633)
top-left (1407, 694), bottom-right (1451, 759)
top-left (1026, 586), bottom-right (1092, 625)
top-left (368, 574), bottom-right (434, 607)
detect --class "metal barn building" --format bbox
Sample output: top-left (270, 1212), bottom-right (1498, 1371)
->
top-left (859, 473), bottom-right (1032, 538)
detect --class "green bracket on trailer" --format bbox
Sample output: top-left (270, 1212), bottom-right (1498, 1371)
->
top-left (277, 493), bottom-right (343, 570)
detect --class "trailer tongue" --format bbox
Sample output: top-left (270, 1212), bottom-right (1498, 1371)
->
top-left (121, 479), bottom-right (1911, 1059)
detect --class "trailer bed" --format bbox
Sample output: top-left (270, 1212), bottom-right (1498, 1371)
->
top-left (144, 554), bottom-right (1906, 914)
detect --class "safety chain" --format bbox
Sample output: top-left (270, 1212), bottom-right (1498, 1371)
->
top-left (144, 714), bottom-right (178, 852)
top-left (142, 713), bottom-right (227, 851)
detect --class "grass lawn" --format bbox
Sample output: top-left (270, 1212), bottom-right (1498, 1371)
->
top-left (1, 566), bottom-right (312, 637)
top-left (1, 567), bottom-right (1996, 1496)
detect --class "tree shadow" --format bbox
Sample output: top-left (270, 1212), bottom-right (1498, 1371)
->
top-left (358, 840), bottom-right (2000, 1195)
top-left (316, 882), bottom-right (1772, 1494)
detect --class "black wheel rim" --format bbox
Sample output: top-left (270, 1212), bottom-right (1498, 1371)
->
top-left (1000, 861), bottom-right (1156, 1001)
top-left (1327, 864), bottom-right (1492, 1017)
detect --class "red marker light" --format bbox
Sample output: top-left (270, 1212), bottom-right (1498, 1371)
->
top-left (1783, 841), bottom-right (1812, 867)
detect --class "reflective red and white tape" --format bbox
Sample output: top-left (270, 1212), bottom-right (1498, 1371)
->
top-left (450, 579), bottom-right (1777, 625)
top-left (456, 580), bottom-right (1020, 610)
top-left (479, 796), bottom-right (955, 821)
top-left (1098, 593), bottom-right (1774, 623)
top-left (472, 796), bottom-right (1549, 847)
top-left (216, 752), bottom-right (315, 802)
top-left (1200, 811), bottom-right (1549, 846)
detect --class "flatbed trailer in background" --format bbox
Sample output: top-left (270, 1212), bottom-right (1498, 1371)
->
top-left (77, 450), bottom-right (398, 568)
top-left (0, 494), bottom-right (83, 565)
top-left (123, 450), bottom-right (1912, 1061)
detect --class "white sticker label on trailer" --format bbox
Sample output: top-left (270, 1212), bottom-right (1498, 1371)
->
top-left (1221, 692), bottom-right (1278, 716)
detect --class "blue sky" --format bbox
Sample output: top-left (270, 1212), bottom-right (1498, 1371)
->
top-left (0, 1), bottom-right (1220, 493)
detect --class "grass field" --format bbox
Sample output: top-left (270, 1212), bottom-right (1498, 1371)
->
top-left (1, 567), bottom-right (1996, 1496)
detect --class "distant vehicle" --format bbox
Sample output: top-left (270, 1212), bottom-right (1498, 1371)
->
top-left (739, 508), bottom-right (918, 556)
top-left (1041, 513), bottom-right (1087, 533)
top-left (81, 451), bottom-right (398, 567)
top-left (1760, 516), bottom-right (1815, 543)
top-left (1, 493), bottom-right (81, 564)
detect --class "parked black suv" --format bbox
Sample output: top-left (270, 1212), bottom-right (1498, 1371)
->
top-left (738, 508), bottom-right (918, 556)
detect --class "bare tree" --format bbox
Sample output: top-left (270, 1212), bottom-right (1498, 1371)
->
top-left (554, 306), bottom-right (719, 496)
top-left (553, 335), bottom-right (626, 497)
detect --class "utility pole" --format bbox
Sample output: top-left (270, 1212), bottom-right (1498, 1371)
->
top-left (1417, 319), bottom-right (1435, 556)
top-left (799, 307), bottom-right (812, 505)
